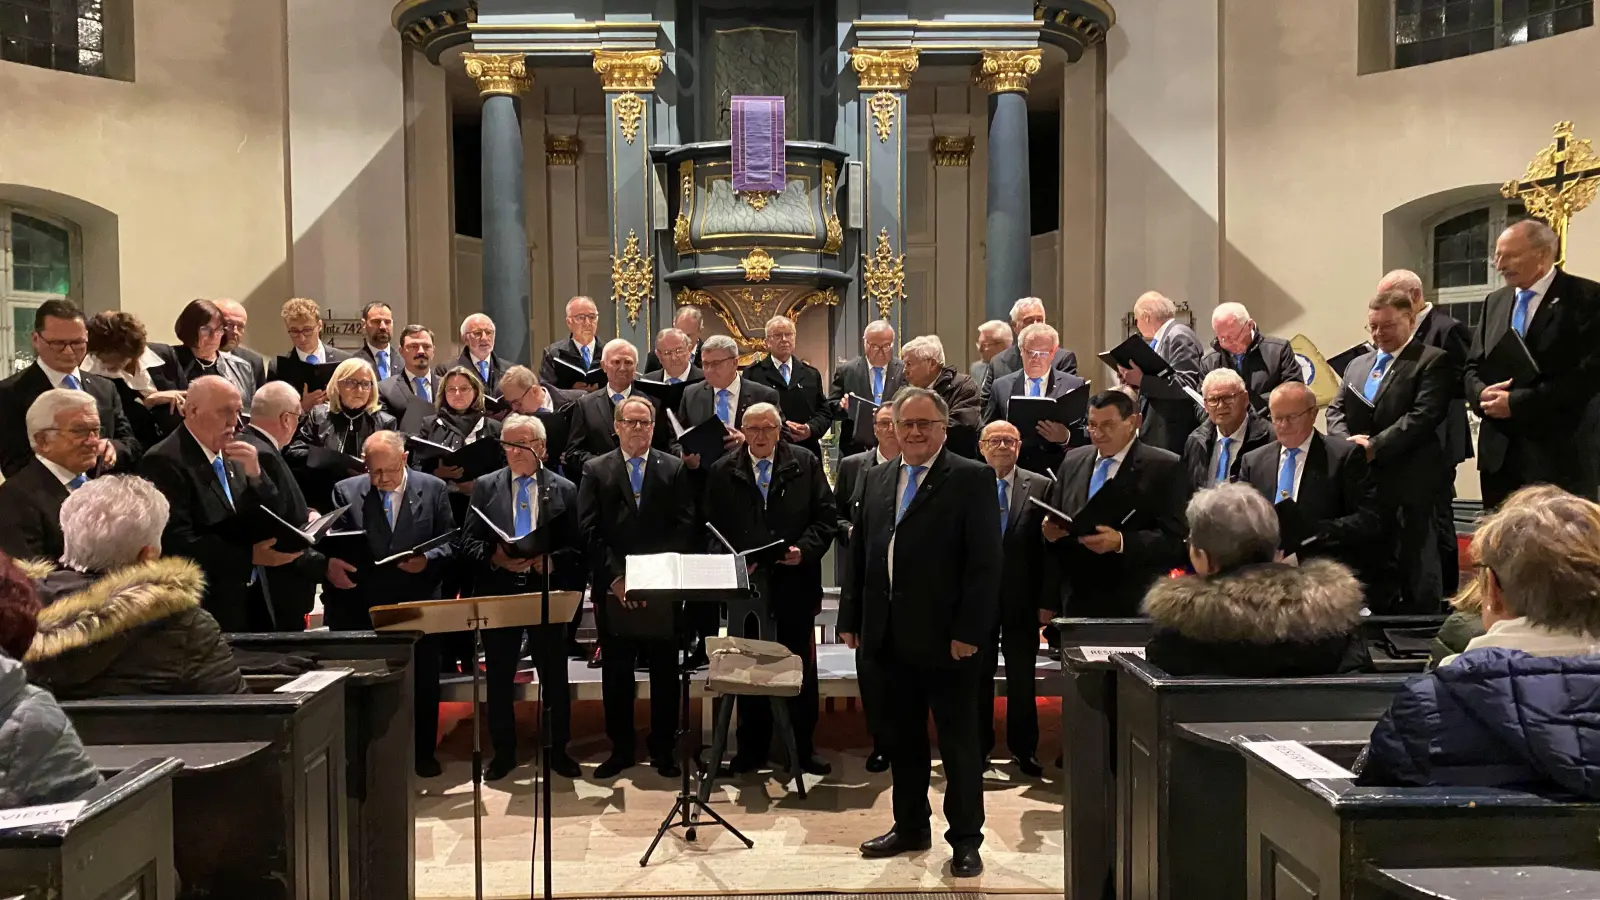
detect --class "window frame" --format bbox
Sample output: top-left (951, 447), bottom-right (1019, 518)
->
top-left (0, 202), bottom-right (82, 375)
top-left (1422, 197), bottom-right (1524, 306)
top-left (1391, 0), bottom-right (1595, 69)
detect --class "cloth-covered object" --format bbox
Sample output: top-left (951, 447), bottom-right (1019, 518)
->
top-left (705, 635), bottom-right (802, 697)
top-left (0, 652), bottom-right (100, 808)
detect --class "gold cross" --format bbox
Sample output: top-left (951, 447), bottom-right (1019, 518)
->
top-left (1502, 120), bottom-right (1600, 267)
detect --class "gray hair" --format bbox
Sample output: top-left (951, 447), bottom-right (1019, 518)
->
top-left (26, 389), bottom-right (97, 446)
top-left (500, 412), bottom-right (547, 442)
top-left (250, 380), bottom-right (300, 421)
top-left (1186, 483), bottom-right (1280, 571)
top-left (741, 402), bottom-right (782, 427)
top-left (1009, 297), bottom-right (1045, 325)
top-left (565, 295), bottom-right (598, 316)
top-left (1134, 291), bottom-right (1177, 322)
top-left (863, 319), bottom-right (895, 340)
top-left (59, 475), bottom-right (169, 571)
top-left (673, 306), bottom-right (704, 326)
top-left (701, 334), bottom-right (740, 358)
top-left (601, 338), bottom-right (638, 362)
top-left (365, 430), bottom-right (406, 457)
top-left (1211, 302), bottom-right (1252, 327)
top-left (763, 315), bottom-right (795, 333)
top-left (1507, 219), bottom-right (1560, 257)
top-left (499, 365), bottom-right (538, 394)
top-left (459, 312), bottom-right (494, 339)
top-left (1473, 485), bottom-right (1600, 636)
top-left (1201, 367), bottom-right (1247, 394)
top-left (654, 327), bottom-right (690, 347)
top-left (901, 334), bottom-right (946, 365)
top-left (890, 385), bottom-right (949, 421)
top-left (1017, 322), bottom-right (1059, 348)
top-left (978, 320), bottom-right (1013, 344)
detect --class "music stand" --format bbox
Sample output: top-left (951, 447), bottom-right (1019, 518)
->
top-left (371, 590), bottom-right (581, 900)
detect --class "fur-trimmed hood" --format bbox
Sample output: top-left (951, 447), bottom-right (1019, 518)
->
top-left (26, 557), bottom-right (206, 664)
top-left (1142, 559), bottom-right (1364, 644)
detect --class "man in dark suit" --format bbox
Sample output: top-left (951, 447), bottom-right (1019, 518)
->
top-left (1328, 291), bottom-right (1454, 612)
top-left (976, 421), bottom-right (1052, 777)
top-left (980, 298), bottom-right (1079, 403)
top-left (378, 324), bottom-right (440, 433)
top-left (563, 340), bottom-right (674, 483)
top-left (704, 402), bottom-right (837, 775)
top-left (459, 414), bottom-right (585, 781)
top-left (828, 320), bottom-right (906, 457)
top-left (441, 313), bottom-right (515, 394)
top-left (1200, 302), bottom-right (1304, 412)
top-left (0, 299), bottom-right (139, 478)
top-left (676, 334), bottom-right (781, 471)
top-left (1043, 390), bottom-right (1190, 617)
top-left (537, 296), bottom-right (603, 391)
top-left (137, 376), bottom-right (299, 632)
top-left (640, 327), bottom-right (703, 385)
top-left (216, 298), bottom-right (268, 390)
top-left (1240, 383), bottom-right (1383, 588)
top-left (1181, 368), bottom-right (1275, 492)
top-left (643, 306), bottom-right (706, 373)
top-left (742, 315), bottom-right (832, 460)
top-left (901, 335), bottom-right (983, 459)
top-left (838, 386), bottom-right (1000, 877)
top-left (1463, 219), bottom-right (1600, 509)
top-left (1379, 268), bottom-right (1474, 592)
top-left (269, 298), bottom-right (352, 412)
top-left (577, 396), bottom-right (696, 778)
top-left (238, 381), bottom-right (325, 630)
top-left (970, 320), bottom-right (1013, 392)
top-left (351, 302), bottom-right (397, 383)
top-left (0, 390), bottom-right (101, 561)
top-left (1121, 291), bottom-right (1204, 455)
top-left (984, 323), bottom-right (1089, 476)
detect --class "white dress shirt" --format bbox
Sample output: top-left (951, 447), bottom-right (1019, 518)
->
top-left (296, 343), bottom-right (330, 363)
top-left (1516, 265), bottom-right (1559, 325)
top-left (83, 348), bottom-right (163, 395)
top-left (663, 362), bottom-right (694, 383)
top-left (575, 339), bottom-right (597, 363)
top-left (37, 361), bottom-right (82, 389)
top-left (874, 448), bottom-right (892, 466)
top-left (1208, 421), bottom-right (1249, 487)
top-left (248, 423), bottom-right (281, 450)
top-left (1092, 442), bottom-right (1133, 484)
top-left (1277, 433), bottom-right (1315, 501)
top-left (36, 454), bottom-right (83, 486)
top-left (383, 471), bottom-right (409, 528)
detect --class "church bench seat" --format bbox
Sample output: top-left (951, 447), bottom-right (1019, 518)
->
top-left (1362, 864), bottom-right (1600, 900)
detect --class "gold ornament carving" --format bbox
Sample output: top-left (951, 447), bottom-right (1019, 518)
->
top-left (1502, 120), bottom-right (1600, 267)
top-left (821, 161), bottom-right (843, 255)
top-left (673, 160), bottom-right (694, 254)
top-left (861, 228), bottom-right (906, 320)
top-left (790, 287), bottom-right (841, 325)
top-left (462, 52), bottom-right (531, 97)
top-left (849, 47), bottom-right (919, 91)
top-left (612, 92), bottom-right (646, 144)
top-left (975, 48), bottom-right (1043, 94)
top-left (592, 49), bottom-right (664, 92)
top-left (868, 92), bottom-right (899, 143)
top-left (932, 136), bottom-right (975, 167)
top-left (545, 135), bottom-right (581, 166)
top-left (740, 248), bottom-right (776, 283)
top-left (738, 190), bottom-right (778, 212)
top-left (675, 288), bottom-right (714, 309)
top-left (609, 229), bottom-right (653, 327)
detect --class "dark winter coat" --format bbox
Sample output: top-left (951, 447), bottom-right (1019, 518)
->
top-left (0, 652), bottom-right (101, 808)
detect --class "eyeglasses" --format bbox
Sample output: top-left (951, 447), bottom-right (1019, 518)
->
top-left (443, 384), bottom-right (477, 396)
top-left (702, 355), bottom-right (737, 368)
top-left (1203, 393), bottom-right (1245, 408)
top-left (286, 325), bottom-right (319, 338)
top-left (1270, 408), bottom-right (1317, 426)
top-left (1025, 349), bottom-right (1054, 360)
top-left (37, 338), bottom-right (88, 352)
top-left (465, 329), bottom-right (496, 339)
top-left (617, 418), bottom-right (654, 430)
top-left (658, 345), bottom-right (690, 358)
top-left (980, 437), bottom-right (1021, 448)
top-left (567, 314), bottom-right (599, 323)
top-left (42, 425), bottom-right (100, 441)
top-left (766, 332), bottom-right (795, 342)
top-left (742, 425), bottom-right (780, 436)
top-left (896, 418), bottom-right (944, 432)
top-left (338, 379), bottom-right (375, 390)
top-left (367, 464), bottom-right (405, 479)
top-left (865, 340), bottom-right (895, 352)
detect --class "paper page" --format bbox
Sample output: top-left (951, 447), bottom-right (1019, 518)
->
top-left (1182, 386), bottom-right (1206, 409)
top-left (274, 667), bottom-right (353, 694)
top-left (627, 553), bottom-right (682, 591)
top-left (1077, 646), bottom-right (1146, 662)
top-left (666, 408), bottom-right (689, 438)
top-left (0, 801), bottom-right (85, 829)
top-left (1244, 741), bottom-right (1356, 780)
top-left (677, 554), bottom-right (741, 590)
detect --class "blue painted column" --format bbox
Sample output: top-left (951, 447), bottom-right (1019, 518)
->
top-left (977, 49), bottom-right (1042, 324)
top-left (594, 49), bottom-right (664, 350)
top-left (464, 53), bottom-right (533, 364)
top-left (848, 48), bottom-right (918, 340)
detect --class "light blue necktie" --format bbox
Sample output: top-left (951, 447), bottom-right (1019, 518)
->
top-left (997, 478), bottom-right (1009, 534)
top-left (1147, 338), bottom-right (1158, 350)
top-left (581, 344), bottom-right (592, 368)
top-left (60, 373), bottom-right (79, 391)
top-left (896, 465), bottom-right (926, 523)
top-left (1215, 436), bottom-right (1233, 485)
top-left (477, 359), bottom-right (490, 383)
top-left (1089, 457), bottom-right (1114, 498)
top-left (1232, 353), bottom-right (1245, 371)
top-left (1512, 288), bottom-right (1536, 337)
top-left (628, 457), bottom-right (645, 498)
top-left (756, 458), bottom-right (771, 500)
top-left (668, 376), bottom-right (681, 385)
top-left (779, 361), bottom-right (791, 385)
top-left (375, 350), bottom-right (389, 380)
top-left (211, 456), bottom-right (234, 508)
top-left (383, 491), bottom-right (395, 528)
top-left (716, 389), bottom-right (732, 426)
top-left (1277, 447), bottom-right (1301, 501)
top-left (306, 352), bottom-right (319, 365)
top-left (514, 475), bottom-right (533, 538)
top-left (67, 474), bottom-right (86, 490)
top-left (416, 376), bottom-right (431, 402)
top-left (611, 392), bottom-right (625, 405)
top-left (1362, 351), bottom-right (1392, 403)
top-left (1029, 377), bottom-right (1042, 397)
top-left (871, 367), bottom-right (884, 404)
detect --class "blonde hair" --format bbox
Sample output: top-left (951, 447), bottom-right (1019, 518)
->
top-left (1472, 484), bottom-right (1600, 636)
top-left (280, 298), bottom-right (322, 324)
top-left (326, 358), bottom-right (380, 414)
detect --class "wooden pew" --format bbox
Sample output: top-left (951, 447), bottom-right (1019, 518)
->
top-left (1115, 656), bottom-right (1412, 900)
top-left (1241, 743), bottom-right (1600, 900)
top-left (228, 630), bottom-right (417, 900)
top-left (60, 675), bottom-right (350, 900)
top-left (1360, 615), bottom-right (1449, 673)
top-left (0, 757), bottom-right (182, 900)
top-left (1363, 864), bottom-right (1600, 899)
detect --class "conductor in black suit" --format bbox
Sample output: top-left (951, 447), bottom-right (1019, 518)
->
top-left (238, 381), bottom-right (325, 631)
top-left (578, 396), bottom-right (696, 779)
top-left (742, 315), bottom-right (832, 461)
top-left (643, 306), bottom-right (706, 373)
top-left (1042, 390), bottom-right (1190, 617)
top-left (537, 296), bottom-right (603, 391)
top-left (976, 421), bottom-right (1052, 777)
top-left (440, 313), bottom-right (515, 394)
top-left (137, 376), bottom-right (299, 631)
top-left (0, 390), bottom-right (102, 561)
top-left (459, 414), bottom-right (584, 781)
top-left (829, 319), bottom-right (906, 457)
top-left (1181, 368), bottom-right (1275, 493)
top-left (1328, 291), bottom-right (1454, 612)
top-left (838, 386), bottom-right (1001, 878)
top-left (0, 299), bottom-right (138, 478)
top-left (1463, 219), bottom-right (1600, 509)
top-left (378, 325), bottom-right (440, 432)
top-left (1120, 291), bottom-right (1204, 455)
top-left (1200, 302), bottom-right (1303, 411)
top-left (983, 323), bottom-right (1088, 476)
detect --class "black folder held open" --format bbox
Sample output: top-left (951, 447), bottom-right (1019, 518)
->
top-left (550, 357), bottom-right (606, 391)
top-left (1006, 384), bottom-right (1089, 439)
top-left (667, 409), bottom-right (732, 462)
top-left (404, 435), bottom-right (506, 479)
top-left (1481, 329), bottom-right (1541, 386)
top-left (1274, 498), bottom-right (1320, 557)
top-left (271, 357), bottom-right (342, 394)
top-left (260, 505), bottom-right (351, 552)
top-left (1028, 488), bottom-right (1137, 538)
top-left (469, 506), bottom-right (547, 559)
top-left (632, 376), bottom-right (704, 412)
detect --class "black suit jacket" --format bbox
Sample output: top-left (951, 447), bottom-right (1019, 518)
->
top-left (742, 355), bottom-right (832, 460)
top-left (677, 378), bottom-right (782, 466)
top-left (1200, 332), bottom-right (1303, 412)
top-left (576, 449), bottom-right (696, 594)
top-left (1464, 268), bottom-right (1600, 490)
top-left (0, 363), bottom-right (139, 477)
top-left (267, 345), bottom-right (353, 384)
top-left (996, 467), bottom-right (1054, 631)
top-left (831, 448), bottom-right (887, 585)
top-left (828, 356), bottom-right (906, 456)
top-left (137, 426), bottom-right (279, 631)
top-left (1240, 433), bottom-right (1381, 579)
top-left (1413, 306), bottom-right (1474, 464)
top-left (459, 466), bottom-right (585, 599)
top-left (237, 426), bottom-right (325, 623)
top-left (839, 449), bottom-right (1002, 668)
top-left (378, 370), bottom-right (440, 432)
top-left (352, 344), bottom-right (401, 383)
top-left (326, 471), bottom-right (456, 610)
top-left (438, 350), bottom-right (514, 394)
top-left (642, 364), bottom-right (703, 385)
top-left (983, 366), bottom-right (1090, 476)
top-left (982, 345), bottom-right (1079, 404)
top-left (0, 457), bottom-right (69, 562)
top-left (1045, 441), bottom-right (1190, 617)
top-left (644, 338), bottom-right (703, 375)
top-left (1138, 323), bottom-right (1206, 455)
top-left (562, 385), bottom-right (674, 482)
top-left (704, 443), bottom-right (836, 612)
top-left (537, 338), bottom-right (602, 389)
top-left (1180, 411), bottom-right (1276, 493)
top-left (1327, 342), bottom-right (1453, 502)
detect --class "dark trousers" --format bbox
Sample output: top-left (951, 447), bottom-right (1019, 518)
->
top-left (1434, 485), bottom-right (1460, 596)
top-left (599, 629), bottom-right (680, 761)
top-left (981, 626), bottom-right (1040, 760)
top-left (857, 647), bottom-right (890, 750)
top-left (413, 634), bottom-right (442, 764)
top-left (483, 624), bottom-right (571, 765)
top-left (1383, 497), bottom-right (1443, 614)
top-left (881, 654), bottom-right (986, 850)
top-left (734, 607), bottom-right (819, 760)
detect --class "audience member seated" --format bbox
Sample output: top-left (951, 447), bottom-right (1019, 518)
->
top-left (1359, 485), bottom-right (1600, 796)
top-left (0, 390), bottom-right (101, 562)
top-left (285, 357), bottom-right (395, 509)
top-left (1429, 574), bottom-right (1487, 670)
top-left (84, 311), bottom-right (186, 449)
top-left (1142, 483), bottom-right (1370, 677)
top-left (0, 555), bottom-right (101, 807)
top-left (23, 476), bottom-right (247, 699)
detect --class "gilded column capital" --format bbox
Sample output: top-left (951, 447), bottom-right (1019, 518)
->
top-left (932, 136), bottom-right (975, 167)
top-left (545, 135), bottom-right (581, 166)
top-left (463, 52), bottom-right (531, 98)
top-left (592, 49), bottom-right (664, 92)
top-left (974, 48), bottom-right (1043, 94)
top-left (849, 48), bottom-right (919, 92)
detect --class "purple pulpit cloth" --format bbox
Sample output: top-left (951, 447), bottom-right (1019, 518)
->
top-left (731, 95), bottom-right (786, 193)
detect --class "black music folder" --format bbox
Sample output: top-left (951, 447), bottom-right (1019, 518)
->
top-left (632, 376), bottom-right (703, 412)
top-left (1006, 384), bottom-right (1090, 437)
top-left (1098, 334), bottom-right (1171, 377)
top-left (667, 409), bottom-right (731, 461)
top-left (1027, 487), bottom-right (1137, 538)
top-left (259, 505), bottom-right (350, 552)
top-left (549, 357), bottom-right (605, 391)
top-left (1481, 329), bottom-right (1541, 385)
top-left (1327, 342), bottom-right (1374, 377)
top-left (404, 435), bottom-right (506, 479)
top-left (1274, 498), bottom-right (1320, 557)
top-left (847, 392), bottom-right (880, 438)
top-left (469, 506), bottom-right (546, 559)
top-left (272, 357), bottom-right (341, 394)
top-left (306, 446), bottom-right (365, 474)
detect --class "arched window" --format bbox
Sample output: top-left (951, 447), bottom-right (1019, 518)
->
top-left (1394, 0), bottom-right (1593, 69)
top-left (1424, 199), bottom-right (1527, 329)
top-left (0, 204), bottom-right (79, 374)
top-left (0, 0), bottom-right (113, 77)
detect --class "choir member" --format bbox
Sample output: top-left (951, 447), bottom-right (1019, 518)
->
top-left (640, 327), bottom-right (701, 384)
top-left (983, 323), bottom-right (1088, 476)
top-left (1120, 291), bottom-right (1204, 455)
top-left (969, 319), bottom-right (1013, 388)
top-left (644, 306), bottom-right (705, 373)
top-left (1181, 368), bottom-right (1274, 493)
top-left (149, 299), bottom-right (256, 411)
top-left (83, 311), bottom-right (185, 450)
top-left (439, 313), bottom-right (513, 394)
top-left (378, 324), bottom-right (440, 431)
top-left (285, 358), bottom-right (396, 510)
top-left (828, 320), bottom-right (905, 457)
top-left (677, 334), bottom-right (779, 469)
top-left (981, 297), bottom-right (1079, 402)
top-left (537, 297), bottom-right (602, 391)
top-left (0, 390), bottom-right (100, 561)
top-left (351, 302), bottom-right (396, 382)
top-left (1200, 302), bottom-right (1303, 412)
top-left (213, 298), bottom-right (267, 391)
top-left (900, 335), bottom-right (982, 459)
top-left (743, 315), bottom-right (831, 461)
top-left (269, 298), bottom-right (350, 411)
top-left (239, 381), bottom-right (323, 630)
top-left (414, 366), bottom-right (504, 519)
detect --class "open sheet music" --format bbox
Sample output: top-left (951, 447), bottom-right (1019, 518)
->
top-left (626, 553), bottom-right (741, 592)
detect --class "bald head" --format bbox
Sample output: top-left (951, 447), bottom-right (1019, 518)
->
top-left (1377, 269), bottom-right (1426, 313)
top-left (214, 299), bottom-right (247, 351)
top-left (184, 375), bottom-right (243, 453)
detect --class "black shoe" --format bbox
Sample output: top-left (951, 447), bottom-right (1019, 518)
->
top-left (550, 753), bottom-right (581, 779)
top-left (1016, 755), bottom-right (1044, 778)
top-left (415, 756), bottom-right (442, 778)
top-left (800, 754), bottom-right (832, 776)
top-left (587, 646), bottom-right (603, 669)
top-left (653, 756), bottom-right (682, 778)
top-left (595, 754), bottom-right (633, 779)
top-left (859, 829), bottom-right (932, 858)
top-left (951, 847), bottom-right (984, 878)
top-left (865, 750), bottom-right (890, 773)
top-left (726, 754), bottom-right (765, 774)
top-left (486, 757), bottom-right (518, 781)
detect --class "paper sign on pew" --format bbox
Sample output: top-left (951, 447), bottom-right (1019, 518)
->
top-left (274, 667), bottom-right (354, 694)
top-left (0, 801), bottom-right (85, 829)
top-left (1077, 646), bottom-right (1147, 662)
top-left (1244, 740), bottom-right (1356, 780)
